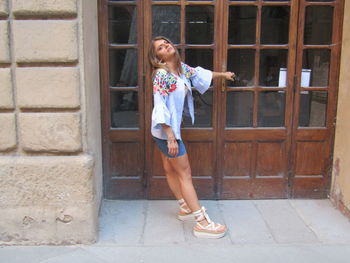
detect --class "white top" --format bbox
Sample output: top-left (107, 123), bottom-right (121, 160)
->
top-left (151, 62), bottom-right (213, 140)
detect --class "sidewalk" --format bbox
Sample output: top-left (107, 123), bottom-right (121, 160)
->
top-left (1, 199), bottom-right (350, 262)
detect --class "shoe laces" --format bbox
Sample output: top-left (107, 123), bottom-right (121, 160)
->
top-left (193, 206), bottom-right (212, 224)
top-left (177, 199), bottom-right (191, 214)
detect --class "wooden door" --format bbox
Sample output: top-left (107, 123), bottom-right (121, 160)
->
top-left (290, 0), bottom-right (344, 198)
top-left (99, 0), bottom-right (344, 199)
top-left (218, 0), bottom-right (298, 198)
top-left (144, 0), bottom-right (222, 199)
top-left (99, 0), bottom-right (147, 198)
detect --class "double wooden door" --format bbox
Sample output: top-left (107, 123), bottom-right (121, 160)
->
top-left (99, 0), bottom-right (344, 199)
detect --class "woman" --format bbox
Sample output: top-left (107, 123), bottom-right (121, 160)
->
top-left (149, 36), bottom-right (235, 239)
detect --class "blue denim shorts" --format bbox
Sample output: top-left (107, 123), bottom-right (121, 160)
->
top-left (153, 137), bottom-right (187, 158)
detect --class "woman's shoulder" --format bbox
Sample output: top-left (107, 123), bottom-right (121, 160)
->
top-left (181, 62), bottom-right (196, 79)
top-left (152, 68), bottom-right (177, 95)
top-left (153, 68), bottom-right (169, 82)
top-left (155, 68), bottom-right (168, 74)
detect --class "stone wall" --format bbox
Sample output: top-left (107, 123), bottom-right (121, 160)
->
top-left (0, 0), bottom-right (102, 245)
top-left (330, 1), bottom-right (350, 220)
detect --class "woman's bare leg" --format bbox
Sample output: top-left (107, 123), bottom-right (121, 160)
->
top-left (160, 153), bottom-right (183, 200)
top-left (167, 153), bottom-right (226, 232)
top-left (167, 153), bottom-right (201, 212)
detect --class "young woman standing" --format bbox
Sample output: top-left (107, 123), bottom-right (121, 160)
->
top-left (149, 36), bottom-right (235, 239)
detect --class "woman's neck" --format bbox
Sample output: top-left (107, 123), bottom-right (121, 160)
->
top-left (166, 60), bottom-right (179, 76)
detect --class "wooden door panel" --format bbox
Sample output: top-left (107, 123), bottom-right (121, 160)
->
top-left (222, 139), bottom-right (288, 198)
top-left (148, 146), bottom-right (169, 199)
top-left (295, 141), bottom-right (326, 175)
top-left (223, 142), bottom-right (253, 177)
top-left (186, 142), bottom-right (214, 176)
top-left (256, 142), bottom-right (286, 177)
top-left (292, 177), bottom-right (330, 199)
top-left (110, 142), bottom-right (143, 178)
top-left (222, 178), bottom-right (287, 199)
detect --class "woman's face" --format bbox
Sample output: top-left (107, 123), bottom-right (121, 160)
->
top-left (153, 39), bottom-right (175, 62)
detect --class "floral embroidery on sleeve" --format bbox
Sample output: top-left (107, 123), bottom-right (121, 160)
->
top-left (181, 62), bottom-right (196, 79)
top-left (153, 69), bottom-right (177, 96)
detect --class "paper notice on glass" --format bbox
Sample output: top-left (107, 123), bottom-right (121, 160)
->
top-left (278, 68), bottom-right (287, 87)
top-left (301, 69), bottom-right (311, 87)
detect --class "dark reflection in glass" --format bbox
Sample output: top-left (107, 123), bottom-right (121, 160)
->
top-left (263, 0), bottom-right (289, 1)
top-left (186, 6), bottom-right (214, 44)
top-left (261, 6), bottom-right (290, 44)
top-left (183, 90), bottom-right (212, 128)
top-left (307, 0), bottom-right (334, 2)
top-left (185, 49), bottom-right (213, 70)
top-left (109, 49), bottom-right (138, 87)
top-left (229, 6), bottom-right (256, 44)
top-left (299, 91), bottom-right (327, 127)
top-left (152, 5), bottom-right (180, 44)
top-left (110, 91), bottom-right (139, 128)
top-left (302, 49), bottom-right (330, 87)
top-left (226, 92), bottom-right (253, 127)
top-left (108, 6), bottom-right (137, 44)
top-left (228, 49), bottom-right (255, 87)
top-left (260, 49), bottom-right (288, 87)
top-left (304, 6), bottom-right (333, 45)
top-left (258, 91), bottom-right (285, 127)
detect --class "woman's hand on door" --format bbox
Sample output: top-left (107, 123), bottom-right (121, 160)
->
top-left (212, 71), bottom-right (235, 81)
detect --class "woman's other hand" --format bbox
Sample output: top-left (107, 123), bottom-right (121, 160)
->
top-left (212, 71), bottom-right (236, 81)
top-left (167, 139), bottom-right (179, 157)
top-left (223, 71), bottom-right (235, 81)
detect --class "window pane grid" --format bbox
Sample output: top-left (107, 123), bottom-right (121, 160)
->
top-left (108, 1), bottom-right (140, 129)
top-left (227, 1), bottom-right (290, 128)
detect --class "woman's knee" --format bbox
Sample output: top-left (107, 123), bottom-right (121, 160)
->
top-left (162, 158), bottom-right (175, 175)
top-left (177, 166), bottom-right (192, 182)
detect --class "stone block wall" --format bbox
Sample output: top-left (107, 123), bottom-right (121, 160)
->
top-left (0, 0), bottom-right (102, 245)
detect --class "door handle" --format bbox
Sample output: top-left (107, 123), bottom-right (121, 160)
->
top-left (221, 79), bottom-right (226, 92)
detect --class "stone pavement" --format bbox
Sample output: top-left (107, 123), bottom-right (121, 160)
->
top-left (1, 199), bottom-right (350, 263)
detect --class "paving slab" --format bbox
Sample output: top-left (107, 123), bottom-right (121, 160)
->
top-left (39, 247), bottom-right (109, 263)
top-left (289, 199), bottom-right (350, 244)
top-left (220, 200), bottom-right (275, 244)
top-left (143, 200), bottom-right (185, 245)
top-left (98, 200), bottom-right (146, 245)
top-left (1, 199), bottom-right (350, 263)
top-left (0, 246), bottom-right (78, 263)
top-left (253, 199), bottom-right (319, 244)
top-left (82, 244), bottom-right (350, 263)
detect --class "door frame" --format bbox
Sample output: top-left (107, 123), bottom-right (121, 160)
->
top-left (98, 0), bottom-right (345, 199)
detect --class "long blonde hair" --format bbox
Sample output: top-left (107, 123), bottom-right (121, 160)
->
top-left (148, 36), bottom-right (183, 79)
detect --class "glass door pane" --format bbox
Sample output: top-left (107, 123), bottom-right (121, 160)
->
top-left (227, 1), bottom-right (290, 128)
top-left (298, 2), bottom-right (334, 127)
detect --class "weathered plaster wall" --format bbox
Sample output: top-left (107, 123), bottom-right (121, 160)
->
top-left (331, 0), bottom-right (350, 219)
top-left (0, 0), bottom-right (102, 245)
